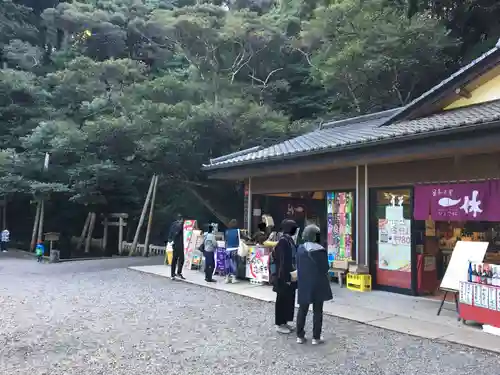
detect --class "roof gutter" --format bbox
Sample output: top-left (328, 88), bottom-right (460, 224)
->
top-left (203, 119), bottom-right (500, 172)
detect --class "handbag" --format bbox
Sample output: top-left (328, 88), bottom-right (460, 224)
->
top-left (237, 229), bottom-right (249, 257)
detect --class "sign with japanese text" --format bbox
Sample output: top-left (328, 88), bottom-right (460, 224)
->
top-left (459, 281), bottom-right (500, 311)
top-left (245, 246), bottom-right (270, 282)
top-left (414, 181), bottom-right (500, 221)
top-left (378, 218), bottom-right (411, 272)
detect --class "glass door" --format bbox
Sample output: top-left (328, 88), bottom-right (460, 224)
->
top-left (369, 188), bottom-right (413, 293)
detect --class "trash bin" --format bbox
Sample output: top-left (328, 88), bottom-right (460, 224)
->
top-left (49, 249), bottom-right (60, 263)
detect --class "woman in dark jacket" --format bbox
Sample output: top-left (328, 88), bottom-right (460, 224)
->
top-left (272, 219), bottom-right (298, 334)
top-left (296, 224), bottom-right (332, 345)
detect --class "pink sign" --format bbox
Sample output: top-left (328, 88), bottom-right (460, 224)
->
top-left (414, 181), bottom-right (500, 221)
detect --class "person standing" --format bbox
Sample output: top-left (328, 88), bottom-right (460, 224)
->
top-left (224, 219), bottom-right (240, 283)
top-left (272, 219), bottom-right (298, 334)
top-left (167, 214), bottom-right (185, 280)
top-left (204, 224), bottom-right (217, 282)
top-left (295, 224), bottom-right (332, 345)
top-left (1, 228), bottom-right (9, 253)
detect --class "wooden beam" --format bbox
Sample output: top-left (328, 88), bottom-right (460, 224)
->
top-left (30, 200), bottom-right (41, 251)
top-left (143, 175), bottom-right (158, 257)
top-left (77, 213), bottom-right (92, 251)
top-left (84, 212), bottom-right (96, 253)
top-left (118, 217), bottom-right (124, 255)
top-left (130, 175), bottom-right (155, 255)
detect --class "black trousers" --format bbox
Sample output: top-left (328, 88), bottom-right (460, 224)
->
top-left (171, 250), bottom-right (185, 277)
top-left (297, 301), bottom-right (324, 340)
top-left (205, 251), bottom-right (215, 280)
top-left (275, 285), bottom-right (296, 326)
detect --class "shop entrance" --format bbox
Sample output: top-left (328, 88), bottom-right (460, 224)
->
top-left (369, 187), bottom-right (415, 295)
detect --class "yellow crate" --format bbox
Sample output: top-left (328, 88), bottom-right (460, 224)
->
top-left (346, 273), bottom-right (372, 292)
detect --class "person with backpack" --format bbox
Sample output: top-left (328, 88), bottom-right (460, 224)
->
top-left (167, 214), bottom-right (185, 281)
top-left (271, 219), bottom-right (298, 334)
top-left (295, 224), bottom-right (332, 345)
top-left (203, 224), bottom-right (217, 282)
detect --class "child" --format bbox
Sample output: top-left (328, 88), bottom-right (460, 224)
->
top-left (1, 228), bottom-right (9, 252)
top-left (35, 242), bottom-right (45, 263)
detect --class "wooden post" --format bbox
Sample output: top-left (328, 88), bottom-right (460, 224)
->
top-left (143, 175), bottom-right (158, 257)
top-left (37, 200), bottom-right (45, 244)
top-left (118, 217), bottom-right (124, 255)
top-left (85, 212), bottom-right (96, 253)
top-left (77, 212), bottom-right (92, 251)
top-left (102, 216), bottom-right (108, 252)
top-left (31, 200), bottom-right (41, 251)
top-left (130, 175), bottom-right (155, 256)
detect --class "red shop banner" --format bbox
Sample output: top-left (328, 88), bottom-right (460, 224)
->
top-left (414, 181), bottom-right (500, 221)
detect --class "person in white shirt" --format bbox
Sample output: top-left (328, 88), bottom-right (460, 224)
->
top-left (1, 228), bottom-right (10, 252)
top-left (204, 225), bottom-right (217, 283)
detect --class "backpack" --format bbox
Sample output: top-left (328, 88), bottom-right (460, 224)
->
top-left (269, 235), bottom-right (295, 284)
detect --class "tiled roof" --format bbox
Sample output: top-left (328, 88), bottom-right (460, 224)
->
top-left (384, 39), bottom-right (500, 124)
top-left (203, 100), bottom-right (500, 170)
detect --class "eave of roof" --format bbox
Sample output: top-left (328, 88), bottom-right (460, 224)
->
top-left (382, 39), bottom-right (500, 125)
top-left (202, 100), bottom-right (500, 171)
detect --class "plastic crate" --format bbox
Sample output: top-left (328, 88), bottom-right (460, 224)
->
top-left (346, 273), bottom-right (372, 292)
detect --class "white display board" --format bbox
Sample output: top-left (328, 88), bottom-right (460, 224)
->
top-left (440, 241), bottom-right (488, 292)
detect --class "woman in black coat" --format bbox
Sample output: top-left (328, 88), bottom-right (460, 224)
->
top-left (296, 224), bottom-right (332, 344)
top-left (272, 219), bottom-right (298, 334)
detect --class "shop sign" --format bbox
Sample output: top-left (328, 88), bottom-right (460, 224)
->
top-left (414, 181), bottom-right (500, 221)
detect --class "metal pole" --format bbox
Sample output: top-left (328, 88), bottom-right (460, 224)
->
top-left (364, 164), bottom-right (369, 266)
top-left (247, 177), bottom-right (252, 235)
top-left (355, 166), bottom-right (359, 264)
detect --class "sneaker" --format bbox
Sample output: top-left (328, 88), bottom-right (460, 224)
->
top-left (224, 276), bottom-right (230, 284)
top-left (296, 337), bottom-right (307, 344)
top-left (171, 276), bottom-right (177, 281)
top-left (286, 323), bottom-right (295, 331)
top-left (2, 250), bottom-right (7, 253)
top-left (205, 279), bottom-right (216, 283)
top-left (311, 339), bottom-right (324, 345)
top-left (276, 325), bottom-right (291, 334)
top-left (176, 274), bottom-right (186, 280)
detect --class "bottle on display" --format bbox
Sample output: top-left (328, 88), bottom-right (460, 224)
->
top-left (477, 264), bottom-right (483, 283)
top-left (472, 264), bottom-right (478, 283)
top-left (487, 265), bottom-right (493, 285)
top-left (468, 261), bottom-right (473, 282)
top-left (493, 266), bottom-right (499, 287)
top-left (482, 264), bottom-right (489, 285)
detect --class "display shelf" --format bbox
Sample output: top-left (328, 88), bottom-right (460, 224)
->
top-left (459, 281), bottom-right (500, 328)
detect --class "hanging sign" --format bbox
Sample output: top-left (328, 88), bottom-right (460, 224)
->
top-left (414, 181), bottom-right (500, 221)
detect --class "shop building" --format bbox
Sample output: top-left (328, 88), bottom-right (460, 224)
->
top-left (203, 40), bottom-right (500, 296)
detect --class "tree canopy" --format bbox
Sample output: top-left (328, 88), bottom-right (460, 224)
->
top-left (0, 0), bottom-right (497, 242)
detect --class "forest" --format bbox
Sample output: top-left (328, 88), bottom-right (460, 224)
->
top-left (0, 0), bottom-right (499, 253)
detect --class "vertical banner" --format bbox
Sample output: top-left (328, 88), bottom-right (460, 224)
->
top-left (326, 192), bottom-right (353, 263)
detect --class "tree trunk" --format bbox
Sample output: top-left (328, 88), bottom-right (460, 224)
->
top-left (130, 175), bottom-right (155, 256)
top-left (143, 175), bottom-right (158, 257)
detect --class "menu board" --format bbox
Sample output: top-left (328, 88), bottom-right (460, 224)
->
top-left (326, 191), bottom-right (353, 262)
top-left (460, 281), bottom-right (499, 311)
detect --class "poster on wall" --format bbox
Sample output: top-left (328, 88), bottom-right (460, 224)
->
top-left (378, 218), bottom-right (411, 272)
top-left (326, 191), bottom-right (353, 261)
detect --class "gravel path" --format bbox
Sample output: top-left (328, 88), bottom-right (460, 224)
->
top-left (0, 257), bottom-right (498, 375)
